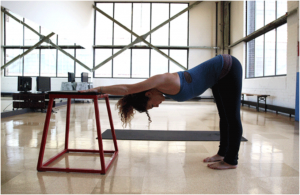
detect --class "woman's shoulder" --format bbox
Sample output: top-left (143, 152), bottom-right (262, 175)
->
top-left (161, 72), bottom-right (179, 79)
top-left (150, 72), bottom-right (177, 81)
top-left (156, 72), bottom-right (180, 94)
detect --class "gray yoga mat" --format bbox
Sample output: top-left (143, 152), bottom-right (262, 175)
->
top-left (101, 129), bottom-right (248, 141)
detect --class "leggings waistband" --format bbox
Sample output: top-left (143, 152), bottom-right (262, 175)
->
top-left (219, 54), bottom-right (232, 80)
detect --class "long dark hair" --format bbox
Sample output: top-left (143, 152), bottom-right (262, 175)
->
top-left (116, 91), bottom-right (152, 127)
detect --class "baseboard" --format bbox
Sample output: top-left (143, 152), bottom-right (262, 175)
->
top-left (1, 92), bottom-right (14, 97)
top-left (1, 100), bottom-right (74, 119)
top-left (1, 108), bottom-right (32, 118)
top-left (241, 100), bottom-right (295, 117)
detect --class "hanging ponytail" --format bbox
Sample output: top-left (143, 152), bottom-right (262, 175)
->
top-left (116, 91), bottom-right (152, 127)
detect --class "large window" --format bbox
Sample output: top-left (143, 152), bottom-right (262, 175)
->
top-left (94, 2), bottom-right (189, 78)
top-left (246, 1), bottom-right (287, 78)
top-left (3, 3), bottom-right (188, 79)
top-left (3, 11), bottom-right (92, 78)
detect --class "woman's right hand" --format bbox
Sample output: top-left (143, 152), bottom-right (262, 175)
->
top-left (78, 88), bottom-right (99, 93)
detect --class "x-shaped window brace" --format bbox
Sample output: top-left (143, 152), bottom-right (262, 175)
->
top-left (1, 1), bottom-right (201, 72)
top-left (1, 7), bottom-right (91, 71)
top-left (93, 1), bottom-right (201, 72)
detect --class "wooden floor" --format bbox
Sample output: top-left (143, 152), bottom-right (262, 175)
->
top-left (1, 99), bottom-right (299, 194)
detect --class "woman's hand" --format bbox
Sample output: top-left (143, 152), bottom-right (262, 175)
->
top-left (78, 88), bottom-right (100, 93)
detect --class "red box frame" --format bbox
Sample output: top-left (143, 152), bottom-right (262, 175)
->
top-left (37, 93), bottom-right (118, 174)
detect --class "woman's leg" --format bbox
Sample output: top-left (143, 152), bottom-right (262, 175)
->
top-left (207, 56), bottom-right (243, 169)
top-left (203, 84), bottom-right (228, 162)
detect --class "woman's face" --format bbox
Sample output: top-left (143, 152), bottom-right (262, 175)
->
top-left (145, 89), bottom-right (165, 110)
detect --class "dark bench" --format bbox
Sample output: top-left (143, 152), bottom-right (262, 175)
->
top-left (241, 93), bottom-right (270, 112)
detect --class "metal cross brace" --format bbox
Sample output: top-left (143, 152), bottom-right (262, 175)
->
top-left (1, 7), bottom-right (92, 72)
top-left (93, 1), bottom-right (201, 72)
top-left (1, 32), bottom-right (55, 70)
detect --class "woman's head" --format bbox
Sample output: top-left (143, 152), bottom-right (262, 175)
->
top-left (116, 89), bottom-right (165, 127)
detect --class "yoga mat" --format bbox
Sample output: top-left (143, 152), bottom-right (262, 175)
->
top-left (101, 129), bottom-right (248, 141)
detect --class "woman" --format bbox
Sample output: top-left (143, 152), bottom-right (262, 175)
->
top-left (80, 54), bottom-right (243, 170)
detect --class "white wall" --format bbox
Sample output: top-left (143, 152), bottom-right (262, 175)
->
top-left (230, 1), bottom-right (299, 109)
top-left (1, 1), bottom-right (94, 48)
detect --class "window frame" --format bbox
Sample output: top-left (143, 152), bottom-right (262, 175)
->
top-left (93, 1), bottom-right (190, 79)
top-left (3, 11), bottom-right (87, 78)
top-left (245, 0), bottom-right (287, 79)
top-left (3, 2), bottom-right (190, 79)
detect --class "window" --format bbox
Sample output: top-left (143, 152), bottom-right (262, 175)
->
top-left (94, 2), bottom-right (189, 78)
top-left (3, 10), bottom-right (92, 78)
top-left (57, 49), bottom-right (75, 77)
top-left (246, 1), bottom-right (287, 78)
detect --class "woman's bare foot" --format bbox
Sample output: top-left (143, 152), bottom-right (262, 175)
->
top-left (207, 160), bottom-right (237, 170)
top-left (203, 154), bottom-right (224, 162)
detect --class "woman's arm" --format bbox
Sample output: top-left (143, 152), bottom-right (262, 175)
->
top-left (79, 74), bottom-right (168, 95)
